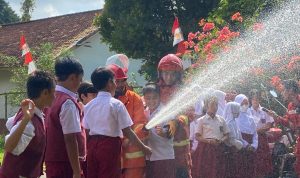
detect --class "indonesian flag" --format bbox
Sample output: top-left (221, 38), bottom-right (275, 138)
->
top-left (20, 34), bottom-right (37, 74)
top-left (172, 17), bottom-right (184, 46)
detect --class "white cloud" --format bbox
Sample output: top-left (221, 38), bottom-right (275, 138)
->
top-left (43, 4), bottom-right (60, 17)
top-left (7, 0), bottom-right (105, 20)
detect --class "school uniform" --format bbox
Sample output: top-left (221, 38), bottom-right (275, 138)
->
top-left (45, 85), bottom-right (87, 178)
top-left (145, 105), bottom-right (175, 178)
top-left (192, 114), bottom-right (229, 178)
top-left (235, 110), bottom-right (258, 178)
top-left (83, 91), bottom-right (133, 178)
top-left (250, 106), bottom-right (274, 177)
top-left (0, 108), bottom-right (46, 178)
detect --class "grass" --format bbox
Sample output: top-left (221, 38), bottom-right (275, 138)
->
top-left (0, 135), bottom-right (5, 164)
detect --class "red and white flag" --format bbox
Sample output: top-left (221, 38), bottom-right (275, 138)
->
top-left (20, 34), bottom-right (37, 74)
top-left (172, 17), bottom-right (184, 46)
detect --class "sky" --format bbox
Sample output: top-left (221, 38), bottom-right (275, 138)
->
top-left (7, 0), bottom-right (105, 20)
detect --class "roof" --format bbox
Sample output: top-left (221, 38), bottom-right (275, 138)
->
top-left (0, 9), bottom-right (101, 67)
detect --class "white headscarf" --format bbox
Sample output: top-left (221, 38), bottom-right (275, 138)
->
top-left (223, 102), bottom-right (240, 122)
top-left (234, 94), bottom-right (248, 105)
top-left (194, 88), bottom-right (226, 116)
top-left (214, 90), bottom-right (226, 116)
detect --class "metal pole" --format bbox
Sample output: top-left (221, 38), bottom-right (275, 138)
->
top-left (5, 93), bottom-right (7, 120)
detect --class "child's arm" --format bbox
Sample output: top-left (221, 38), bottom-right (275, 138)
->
top-left (122, 126), bottom-right (152, 155)
top-left (195, 133), bottom-right (219, 145)
top-left (64, 134), bottom-right (81, 178)
top-left (4, 99), bottom-right (35, 153)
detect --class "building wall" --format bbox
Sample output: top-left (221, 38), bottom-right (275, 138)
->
top-left (0, 69), bottom-right (19, 120)
top-left (72, 33), bottom-right (147, 86)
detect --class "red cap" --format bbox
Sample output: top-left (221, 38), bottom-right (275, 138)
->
top-left (158, 54), bottom-right (183, 71)
top-left (107, 64), bottom-right (127, 80)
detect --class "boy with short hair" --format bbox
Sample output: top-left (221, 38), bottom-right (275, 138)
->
top-left (0, 71), bottom-right (55, 178)
top-left (77, 82), bottom-right (97, 105)
top-left (83, 67), bottom-right (151, 178)
top-left (45, 56), bottom-right (86, 178)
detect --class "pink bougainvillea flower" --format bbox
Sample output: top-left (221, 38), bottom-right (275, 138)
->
top-left (203, 43), bottom-right (212, 53)
top-left (270, 75), bottom-right (282, 87)
top-left (198, 33), bottom-right (207, 41)
top-left (253, 23), bottom-right (264, 31)
top-left (231, 12), bottom-right (243, 22)
top-left (188, 32), bottom-right (196, 41)
top-left (183, 41), bottom-right (189, 49)
top-left (229, 32), bottom-right (240, 38)
top-left (194, 45), bottom-right (200, 53)
top-left (291, 56), bottom-right (300, 61)
top-left (206, 53), bottom-right (215, 63)
top-left (203, 22), bottom-right (215, 32)
top-left (189, 41), bottom-right (195, 48)
top-left (287, 56), bottom-right (300, 70)
top-left (276, 84), bottom-right (284, 92)
top-left (198, 19), bottom-right (205, 27)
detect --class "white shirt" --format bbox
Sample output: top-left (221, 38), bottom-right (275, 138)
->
top-left (146, 105), bottom-right (174, 161)
top-left (249, 106), bottom-right (274, 129)
top-left (5, 108), bottom-right (45, 156)
top-left (236, 111), bottom-right (258, 149)
top-left (56, 85), bottom-right (81, 134)
top-left (83, 92), bottom-right (133, 137)
top-left (196, 114), bottom-right (230, 140)
top-left (226, 118), bottom-right (246, 150)
top-left (190, 119), bottom-right (199, 151)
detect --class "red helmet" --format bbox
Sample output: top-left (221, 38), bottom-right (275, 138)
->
top-left (158, 54), bottom-right (183, 71)
top-left (107, 64), bottom-right (127, 80)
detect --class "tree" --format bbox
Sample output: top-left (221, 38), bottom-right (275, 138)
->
top-left (94, 0), bottom-right (220, 81)
top-left (21, 0), bottom-right (35, 22)
top-left (0, 0), bottom-right (20, 24)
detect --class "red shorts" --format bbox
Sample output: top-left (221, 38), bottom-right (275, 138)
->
top-left (87, 135), bottom-right (122, 178)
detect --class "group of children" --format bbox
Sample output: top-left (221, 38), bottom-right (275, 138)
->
top-left (0, 53), bottom-right (299, 178)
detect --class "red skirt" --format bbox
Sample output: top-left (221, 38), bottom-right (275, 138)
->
top-left (255, 133), bottom-right (273, 177)
top-left (191, 142), bottom-right (226, 178)
top-left (293, 137), bottom-right (300, 176)
top-left (87, 135), bottom-right (122, 178)
top-left (146, 159), bottom-right (176, 178)
top-left (224, 146), bottom-right (241, 178)
top-left (238, 133), bottom-right (256, 178)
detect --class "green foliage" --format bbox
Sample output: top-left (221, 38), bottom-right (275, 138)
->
top-left (5, 43), bottom-right (56, 106)
top-left (0, 134), bottom-right (4, 163)
top-left (209, 0), bottom-right (286, 28)
top-left (21, 0), bottom-right (35, 22)
top-left (95, 0), bottom-right (220, 81)
top-left (0, 0), bottom-right (20, 24)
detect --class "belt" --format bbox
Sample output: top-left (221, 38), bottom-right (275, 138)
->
top-left (89, 134), bottom-right (119, 139)
top-left (173, 139), bottom-right (190, 147)
top-left (125, 151), bottom-right (144, 159)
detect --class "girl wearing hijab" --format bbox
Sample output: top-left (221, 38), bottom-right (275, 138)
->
top-left (234, 94), bottom-right (258, 178)
top-left (248, 90), bottom-right (273, 177)
top-left (223, 102), bottom-right (245, 178)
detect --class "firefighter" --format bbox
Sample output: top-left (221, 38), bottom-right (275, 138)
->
top-left (107, 57), bottom-right (148, 178)
top-left (157, 54), bottom-right (192, 178)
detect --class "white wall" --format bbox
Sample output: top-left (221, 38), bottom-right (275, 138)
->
top-left (72, 33), bottom-right (147, 86)
top-left (0, 69), bottom-right (19, 119)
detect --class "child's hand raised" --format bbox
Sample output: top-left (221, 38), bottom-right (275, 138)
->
top-left (21, 99), bottom-right (35, 121)
top-left (155, 126), bottom-right (164, 137)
